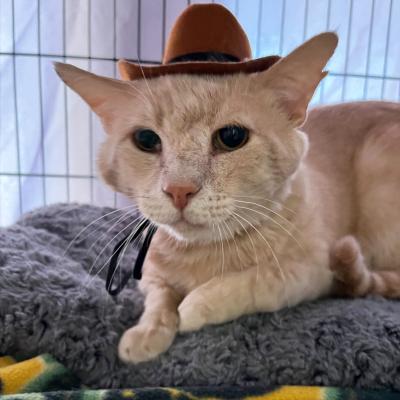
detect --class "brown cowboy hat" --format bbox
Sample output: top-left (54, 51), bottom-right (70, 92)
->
top-left (118, 3), bottom-right (280, 81)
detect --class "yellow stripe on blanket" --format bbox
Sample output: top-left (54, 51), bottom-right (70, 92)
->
top-left (0, 356), bottom-right (45, 394)
top-left (248, 385), bottom-right (324, 400)
top-left (0, 356), bottom-right (16, 368)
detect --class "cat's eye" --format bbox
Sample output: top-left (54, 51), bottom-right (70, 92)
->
top-left (213, 125), bottom-right (249, 152)
top-left (133, 129), bottom-right (162, 153)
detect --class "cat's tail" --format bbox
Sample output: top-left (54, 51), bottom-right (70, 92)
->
top-left (330, 235), bottom-right (400, 298)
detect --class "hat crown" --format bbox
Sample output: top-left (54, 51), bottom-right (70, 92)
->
top-left (163, 4), bottom-right (252, 64)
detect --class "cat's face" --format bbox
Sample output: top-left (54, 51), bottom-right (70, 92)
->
top-left (98, 74), bottom-right (307, 242)
top-left (55, 33), bottom-right (337, 243)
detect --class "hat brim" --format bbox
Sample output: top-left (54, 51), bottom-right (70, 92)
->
top-left (118, 55), bottom-right (281, 81)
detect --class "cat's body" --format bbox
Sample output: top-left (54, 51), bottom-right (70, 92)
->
top-left (145, 100), bottom-right (400, 295)
top-left (312, 102), bottom-right (400, 297)
top-left (55, 33), bottom-right (400, 364)
top-left (306, 101), bottom-right (400, 271)
top-left (132, 101), bottom-right (400, 362)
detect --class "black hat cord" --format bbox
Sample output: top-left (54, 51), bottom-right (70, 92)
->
top-left (106, 219), bottom-right (157, 296)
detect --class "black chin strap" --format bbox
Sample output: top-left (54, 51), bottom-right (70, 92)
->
top-left (106, 219), bottom-right (157, 296)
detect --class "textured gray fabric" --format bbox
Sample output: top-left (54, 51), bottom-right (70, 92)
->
top-left (1, 203), bottom-right (400, 390)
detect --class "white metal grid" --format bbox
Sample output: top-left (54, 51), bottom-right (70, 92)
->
top-left (1, 0), bottom-right (400, 226)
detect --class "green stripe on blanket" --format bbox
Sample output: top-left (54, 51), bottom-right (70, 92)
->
top-left (2, 387), bottom-right (400, 400)
top-left (0, 354), bottom-right (80, 394)
top-left (1, 355), bottom-right (399, 399)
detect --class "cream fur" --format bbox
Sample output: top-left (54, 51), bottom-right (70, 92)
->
top-left (54, 33), bottom-right (400, 364)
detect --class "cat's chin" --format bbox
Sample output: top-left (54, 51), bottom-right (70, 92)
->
top-left (158, 221), bottom-right (216, 244)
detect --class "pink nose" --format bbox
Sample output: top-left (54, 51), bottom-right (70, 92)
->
top-left (163, 183), bottom-right (199, 210)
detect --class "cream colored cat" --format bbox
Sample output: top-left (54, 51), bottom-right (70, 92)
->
top-left (55, 32), bottom-right (400, 364)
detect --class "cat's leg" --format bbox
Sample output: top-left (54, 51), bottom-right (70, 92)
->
top-left (331, 235), bottom-right (400, 298)
top-left (178, 263), bottom-right (330, 332)
top-left (119, 281), bottom-right (182, 363)
top-left (330, 235), bottom-right (371, 296)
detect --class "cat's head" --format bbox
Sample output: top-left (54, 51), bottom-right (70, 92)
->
top-left (55, 33), bottom-right (337, 243)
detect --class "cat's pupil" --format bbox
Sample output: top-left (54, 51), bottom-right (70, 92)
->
top-left (133, 129), bottom-right (161, 153)
top-left (215, 125), bottom-right (249, 151)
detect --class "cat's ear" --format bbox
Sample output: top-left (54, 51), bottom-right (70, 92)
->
top-left (259, 32), bottom-right (338, 126)
top-left (54, 62), bottom-right (133, 132)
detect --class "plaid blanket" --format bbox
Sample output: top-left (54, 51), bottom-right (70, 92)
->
top-left (1, 354), bottom-right (399, 399)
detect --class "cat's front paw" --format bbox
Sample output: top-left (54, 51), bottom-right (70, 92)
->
top-left (178, 292), bottom-right (212, 332)
top-left (118, 324), bottom-right (176, 364)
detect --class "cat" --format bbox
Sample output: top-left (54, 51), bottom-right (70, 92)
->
top-left (55, 32), bottom-right (400, 364)
top-left (331, 235), bottom-right (400, 298)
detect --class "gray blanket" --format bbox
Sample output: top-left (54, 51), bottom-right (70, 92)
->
top-left (1, 203), bottom-right (400, 390)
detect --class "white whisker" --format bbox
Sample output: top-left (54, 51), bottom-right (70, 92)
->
top-left (229, 211), bottom-right (259, 278)
top-left (216, 223), bottom-right (225, 279)
top-left (86, 209), bottom-right (137, 253)
top-left (134, 57), bottom-right (157, 106)
top-left (86, 217), bottom-right (148, 289)
top-left (234, 204), bottom-right (306, 254)
top-left (104, 217), bottom-right (147, 291)
top-left (233, 200), bottom-right (297, 230)
top-left (211, 223), bottom-right (219, 265)
top-left (232, 211), bottom-right (286, 298)
top-left (63, 204), bottom-right (138, 256)
top-left (232, 195), bottom-right (295, 214)
top-left (219, 220), bottom-right (232, 252)
top-left (126, 83), bottom-right (151, 104)
top-left (86, 215), bottom-right (144, 280)
top-left (222, 218), bottom-right (244, 271)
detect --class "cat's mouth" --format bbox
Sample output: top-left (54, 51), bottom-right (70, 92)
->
top-left (173, 216), bottom-right (205, 228)
top-left (158, 212), bottom-right (230, 243)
